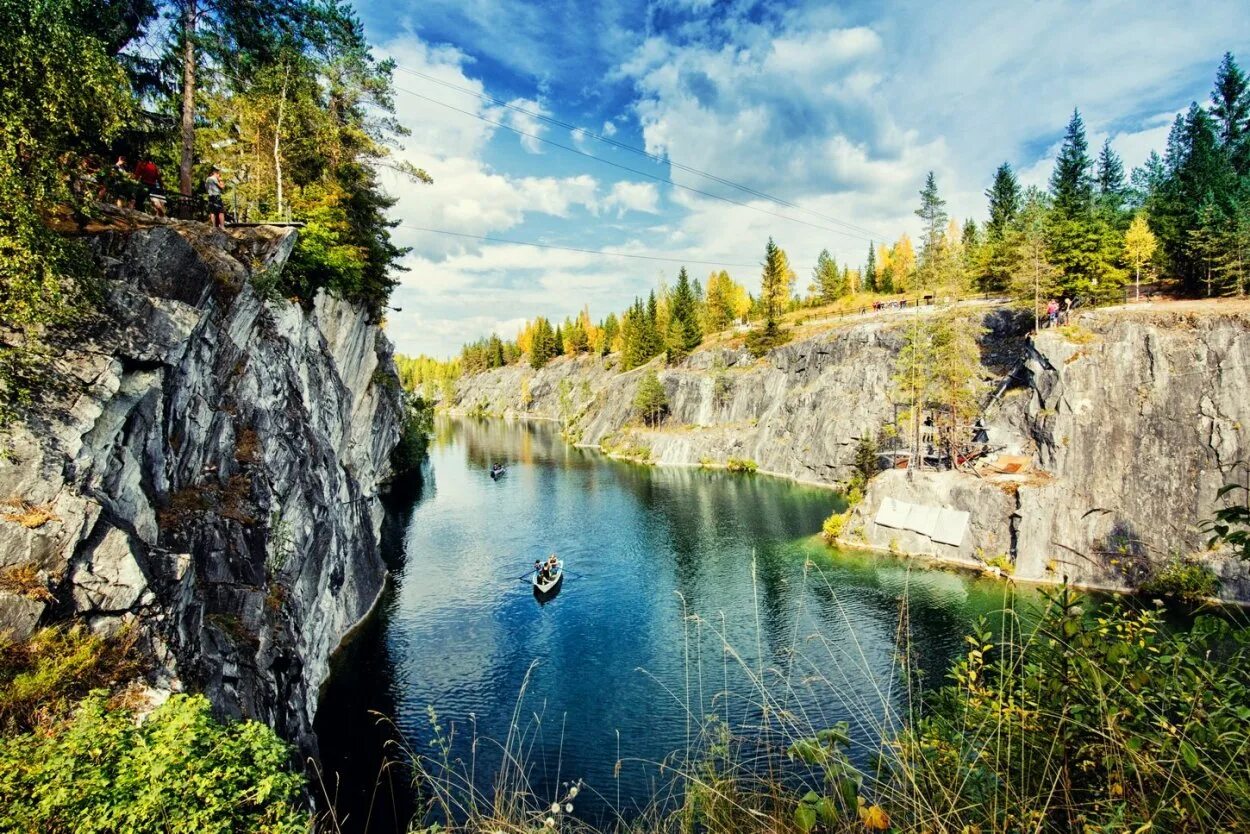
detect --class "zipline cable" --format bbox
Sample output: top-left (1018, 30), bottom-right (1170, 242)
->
top-left (393, 222), bottom-right (823, 270)
top-left (391, 83), bottom-right (878, 244)
top-left (392, 63), bottom-right (886, 241)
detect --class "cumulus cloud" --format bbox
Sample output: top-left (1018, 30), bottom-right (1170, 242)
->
top-left (503, 97), bottom-right (551, 153)
top-left (603, 181), bottom-right (661, 216)
top-left (367, 0), bottom-right (1250, 357)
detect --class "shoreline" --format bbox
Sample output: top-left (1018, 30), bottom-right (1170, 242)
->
top-left (441, 409), bottom-right (1246, 607)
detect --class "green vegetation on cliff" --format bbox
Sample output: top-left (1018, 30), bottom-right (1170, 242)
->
top-left (0, 626), bottom-right (306, 833)
top-left (0, 0), bottom-right (421, 425)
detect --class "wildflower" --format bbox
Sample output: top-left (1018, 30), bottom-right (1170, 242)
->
top-left (568, 785), bottom-right (579, 799)
top-left (544, 817), bottom-right (556, 828)
top-left (565, 803), bottom-right (574, 813)
top-left (551, 802), bottom-right (561, 814)
top-left (858, 802), bottom-right (890, 831)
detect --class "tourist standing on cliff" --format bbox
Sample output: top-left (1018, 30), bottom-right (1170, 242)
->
top-left (133, 157), bottom-right (164, 218)
top-left (204, 166), bottom-right (225, 230)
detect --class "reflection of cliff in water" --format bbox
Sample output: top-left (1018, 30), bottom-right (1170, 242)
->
top-left (314, 470), bottom-right (424, 831)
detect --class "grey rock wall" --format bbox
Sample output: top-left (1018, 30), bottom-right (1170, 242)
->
top-left (454, 321), bottom-right (906, 485)
top-left (453, 306), bottom-right (1250, 601)
top-left (0, 221), bottom-right (402, 749)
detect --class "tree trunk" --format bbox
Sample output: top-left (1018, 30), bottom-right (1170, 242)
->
top-left (273, 63), bottom-right (290, 219)
top-left (178, 0), bottom-right (197, 197)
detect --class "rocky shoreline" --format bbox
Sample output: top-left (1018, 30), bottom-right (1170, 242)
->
top-left (452, 303), bottom-right (1250, 602)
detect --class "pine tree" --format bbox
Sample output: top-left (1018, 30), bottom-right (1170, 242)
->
top-left (1096, 138), bottom-right (1127, 221)
top-left (760, 237), bottom-right (794, 327)
top-left (553, 324), bottom-right (564, 356)
top-left (915, 171), bottom-right (949, 284)
top-left (1050, 109), bottom-right (1095, 218)
top-left (864, 243), bottom-right (878, 292)
top-left (986, 163), bottom-right (1022, 239)
top-left (1012, 189), bottom-right (1062, 325)
top-left (1211, 52), bottom-right (1250, 174)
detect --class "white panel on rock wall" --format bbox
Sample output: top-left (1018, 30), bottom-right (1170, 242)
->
top-left (875, 497), bottom-right (910, 529)
top-left (931, 509), bottom-right (970, 546)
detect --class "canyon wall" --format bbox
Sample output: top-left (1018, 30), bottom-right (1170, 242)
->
top-left (0, 220), bottom-right (402, 749)
top-left (452, 304), bottom-right (1250, 600)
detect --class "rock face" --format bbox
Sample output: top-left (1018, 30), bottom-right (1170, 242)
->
top-left (453, 305), bottom-right (1250, 601)
top-left (454, 320), bottom-right (912, 485)
top-left (0, 220), bottom-right (402, 750)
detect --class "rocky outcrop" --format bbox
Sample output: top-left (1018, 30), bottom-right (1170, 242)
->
top-left (454, 304), bottom-right (1250, 601)
top-left (842, 310), bottom-right (1250, 600)
top-left (453, 318), bottom-right (923, 485)
top-left (0, 218), bottom-right (402, 750)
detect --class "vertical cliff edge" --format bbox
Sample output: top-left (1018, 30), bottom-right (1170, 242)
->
top-left (0, 218), bottom-right (402, 751)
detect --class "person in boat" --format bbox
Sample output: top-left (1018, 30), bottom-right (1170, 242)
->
top-left (534, 559), bottom-right (545, 581)
top-left (545, 554), bottom-right (558, 575)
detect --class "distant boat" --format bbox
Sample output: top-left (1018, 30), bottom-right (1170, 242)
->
top-left (491, 464), bottom-right (507, 479)
top-left (532, 558), bottom-right (563, 595)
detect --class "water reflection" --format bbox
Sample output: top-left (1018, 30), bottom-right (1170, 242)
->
top-left (317, 417), bottom-right (1037, 832)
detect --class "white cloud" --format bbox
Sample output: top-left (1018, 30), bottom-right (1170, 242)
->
top-left (372, 4), bottom-right (1250, 358)
top-left (503, 97), bottom-right (550, 153)
top-left (603, 181), bottom-right (660, 216)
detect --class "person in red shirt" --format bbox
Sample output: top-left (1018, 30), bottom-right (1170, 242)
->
top-left (133, 157), bottom-right (163, 216)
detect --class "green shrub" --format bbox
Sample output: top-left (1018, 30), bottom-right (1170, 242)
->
top-left (633, 369), bottom-right (668, 426)
top-left (0, 625), bottom-right (145, 734)
top-left (391, 395), bottom-right (433, 477)
top-left (725, 457), bottom-right (757, 473)
top-left (1140, 556), bottom-right (1219, 601)
top-left (821, 510), bottom-right (849, 542)
top-left (743, 322), bottom-right (792, 358)
top-left (892, 591), bottom-right (1250, 832)
top-left (0, 693), bottom-right (307, 834)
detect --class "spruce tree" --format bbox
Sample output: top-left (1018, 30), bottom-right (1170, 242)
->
top-left (986, 163), bottom-right (1022, 239)
top-left (1212, 52), bottom-right (1250, 173)
top-left (1096, 138), bottom-right (1128, 221)
top-left (1050, 109), bottom-right (1095, 218)
top-left (553, 324), bottom-right (564, 356)
top-left (669, 267), bottom-right (702, 351)
top-left (864, 243), bottom-right (878, 292)
top-left (915, 171), bottom-right (949, 283)
top-left (811, 249), bottom-right (841, 303)
top-left (530, 317), bottom-right (556, 369)
top-left (633, 370), bottom-right (668, 426)
top-left (601, 313), bottom-right (619, 356)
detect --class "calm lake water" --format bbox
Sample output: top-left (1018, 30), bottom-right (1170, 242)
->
top-left (316, 417), bottom-right (1034, 832)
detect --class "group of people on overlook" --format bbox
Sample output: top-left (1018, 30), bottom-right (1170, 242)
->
top-left (83, 154), bottom-right (228, 230)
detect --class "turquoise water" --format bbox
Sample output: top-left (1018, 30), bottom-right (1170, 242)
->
top-left (316, 417), bottom-right (1033, 831)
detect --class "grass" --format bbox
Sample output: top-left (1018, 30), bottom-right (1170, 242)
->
top-left (346, 563), bottom-right (1250, 834)
top-left (0, 499), bottom-right (57, 529)
top-left (0, 564), bottom-right (56, 603)
top-left (0, 624), bottom-right (146, 734)
top-left (725, 457), bottom-right (758, 474)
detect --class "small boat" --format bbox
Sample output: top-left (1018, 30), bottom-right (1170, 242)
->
top-left (532, 558), bottom-right (563, 595)
top-left (490, 464), bottom-right (507, 479)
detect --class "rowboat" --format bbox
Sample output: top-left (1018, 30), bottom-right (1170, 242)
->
top-left (532, 559), bottom-right (563, 595)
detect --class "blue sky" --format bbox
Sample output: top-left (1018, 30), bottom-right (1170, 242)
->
top-left (357, 0), bottom-right (1250, 358)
